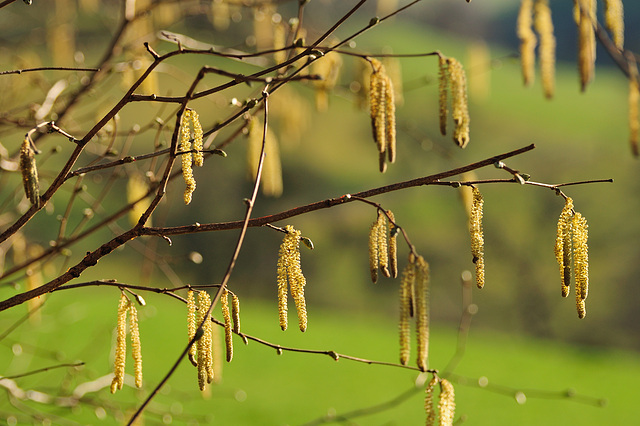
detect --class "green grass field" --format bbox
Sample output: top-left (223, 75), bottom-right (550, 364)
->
top-left (2, 288), bottom-right (638, 425)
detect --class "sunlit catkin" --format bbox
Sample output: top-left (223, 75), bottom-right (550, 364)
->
top-left (187, 290), bottom-right (197, 366)
top-left (628, 57), bottom-right (639, 157)
top-left (534, 0), bottom-right (556, 99)
top-left (438, 379), bottom-right (456, 426)
top-left (277, 226), bottom-right (308, 331)
top-left (19, 137), bottom-right (40, 208)
top-left (377, 211), bottom-right (390, 278)
top-left (368, 216), bottom-right (380, 284)
top-left (180, 111), bottom-right (196, 205)
top-left (518, 0), bottom-right (537, 87)
top-left (369, 58), bottom-right (387, 157)
top-left (384, 74), bottom-right (397, 164)
top-left (415, 255), bottom-right (430, 372)
top-left (438, 54), bottom-right (449, 136)
top-left (247, 117), bottom-right (283, 197)
top-left (127, 172), bottom-right (151, 227)
top-left (196, 291), bottom-right (213, 390)
top-left (312, 51), bottom-right (343, 112)
top-left (111, 294), bottom-right (129, 393)
top-left (231, 292), bottom-right (241, 334)
top-left (470, 187), bottom-right (485, 289)
top-left (604, 0), bottom-right (624, 50)
top-left (447, 58), bottom-right (470, 148)
top-left (575, 0), bottom-right (597, 91)
top-left (221, 289), bottom-right (233, 362)
top-left (572, 212), bottom-right (589, 318)
top-left (554, 197), bottom-right (574, 298)
top-left (399, 255), bottom-right (416, 366)
top-left (129, 303), bottom-right (143, 388)
top-left (424, 375), bottom-right (438, 426)
top-left (387, 210), bottom-right (398, 279)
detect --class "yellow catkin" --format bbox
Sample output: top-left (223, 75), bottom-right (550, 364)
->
top-left (287, 226), bottom-right (308, 332)
top-left (387, 211), bottom-right (398, 279)
top-left (180, 110), bottom-right (196, 205)
top-left (517, 0), bottom-right (537, 87)
top-left (277, 226), bottom-right (308, 331)
top-left (447, 58), bottom-right (470, 148)
top-left (369, 58), bottom-right (387, 159)
top-left (438, 379), bottom-right (456, 426)
top-left (603, 0), bottom-right (624, 50)
top-left (470, 187), bottom-right (485, 289)
top-left (247, 117), bottom-right (283, 197)
top-left (111, 294), bottom-right (129, 393)
top-left (127, 172), bottom-right (151, 227)
top-left (368, 217), bottom-right (380, 284)
top-left (19, 137), bottom-right (40, 208)
top-left (534, 0), bottom-right (556, 99)
top-left (210, 0), bottom-right (230, 31)
top-left (438, 55), bottom-right (449, 136)
top-left (273, 21), bottom-right (287, 64)
top-left (399, 255), bottom-right (416, 366)
top-left (384, 74), bottom-right (397, 164)
top-left (377, 211), bottom-right (390, 278)
top-left (197, 291), bottom-right (213, 390)
top-left (554, 197), bottom-right (574, 298)
top-left (312, 51), bottom-right (343, 112)
top-left (628, 56), bottom-right (639, 157)
top-left (276, 234), bottom-right (289, 331)
top-left (221, 289), bottom-right (234, 362)
top-left (187, 290), bottom-right (198, 366)
top-left (231, 292), bottom-right (241, 334)
top-left (572, 212), bottom-right (589, 318)
top-left (129, 303), bottom-right (143, 388)
top-left (415, 255), bottom-right (430, 372)
top-left (575, 0), bottom-right (597, 92)
top-left (424, 376), bottom-right (439, 426)
top-left (191, 109), bottom-right (204, 167)
top-left (383, 55), bottom-right (404, 106)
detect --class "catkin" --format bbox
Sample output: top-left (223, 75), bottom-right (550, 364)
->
top-left (180, 110), bottom-right (196, 205)
top-left (554, 197), bottom-right (574, 298)
top-left (415, 255), bottom-right (430, 372)
top-left (387, 211), bottom-right (398, 279)
top-left (247, 117), bottom-right (283, 197)
top-left (368, 58), bottom-right (397, 172)
top-left (197, 291), bottom-right (214, 390)
top-left (575, 0), bottom-right (597, 92)
top-left (572, 212), bottom-right (589, 318)
top-left (447, 58), bottom-right (470, 148)
top-left (384, 74), bottom-right (397, 164)
top-left (129, 303), bottom-right (143, 388)
top-left (438, 54), bottom-right (449, 136)
top-left (377, 211), bottom-right (390, 278)
top-left (399, 255), bottom-right (416, 366)
top-left (534, 0), bottom-right (556, 99)
top-left (221, 289), bottom-right (234, 362)
top-left (628, 56), bottom-right (639, 157)
top-left (277, 226), bottom-right (308, 331)
top-left (438, 379), bottom-right (456, 426)
top-left (604, 0), bottom-right (624, 50)
top-left (231, 292), bottom-right (241, 334)
top-left (312, 51), bottom-right (343, 112)
top-left (470, 187), bottom-right (485, 289)
top-left (424, 376), bottom-right (438, 426)
top-left (187, 290), bottom-right (198, 366)
top-left (111, 294), bottom-right (129, 393)
top-left (19, 137), bottom-right (40, 208)
top-left (368, 217), bottom-right (380, 284)
top-left (517, 0), bottom-right (537, 87)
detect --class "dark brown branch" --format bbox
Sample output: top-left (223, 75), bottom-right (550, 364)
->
top-left (0, 363), bottom-right (85, 380)
top-left (142, 144), bottom-right (536, 237)
top-left (0, 67), bottom-right (99, 76)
